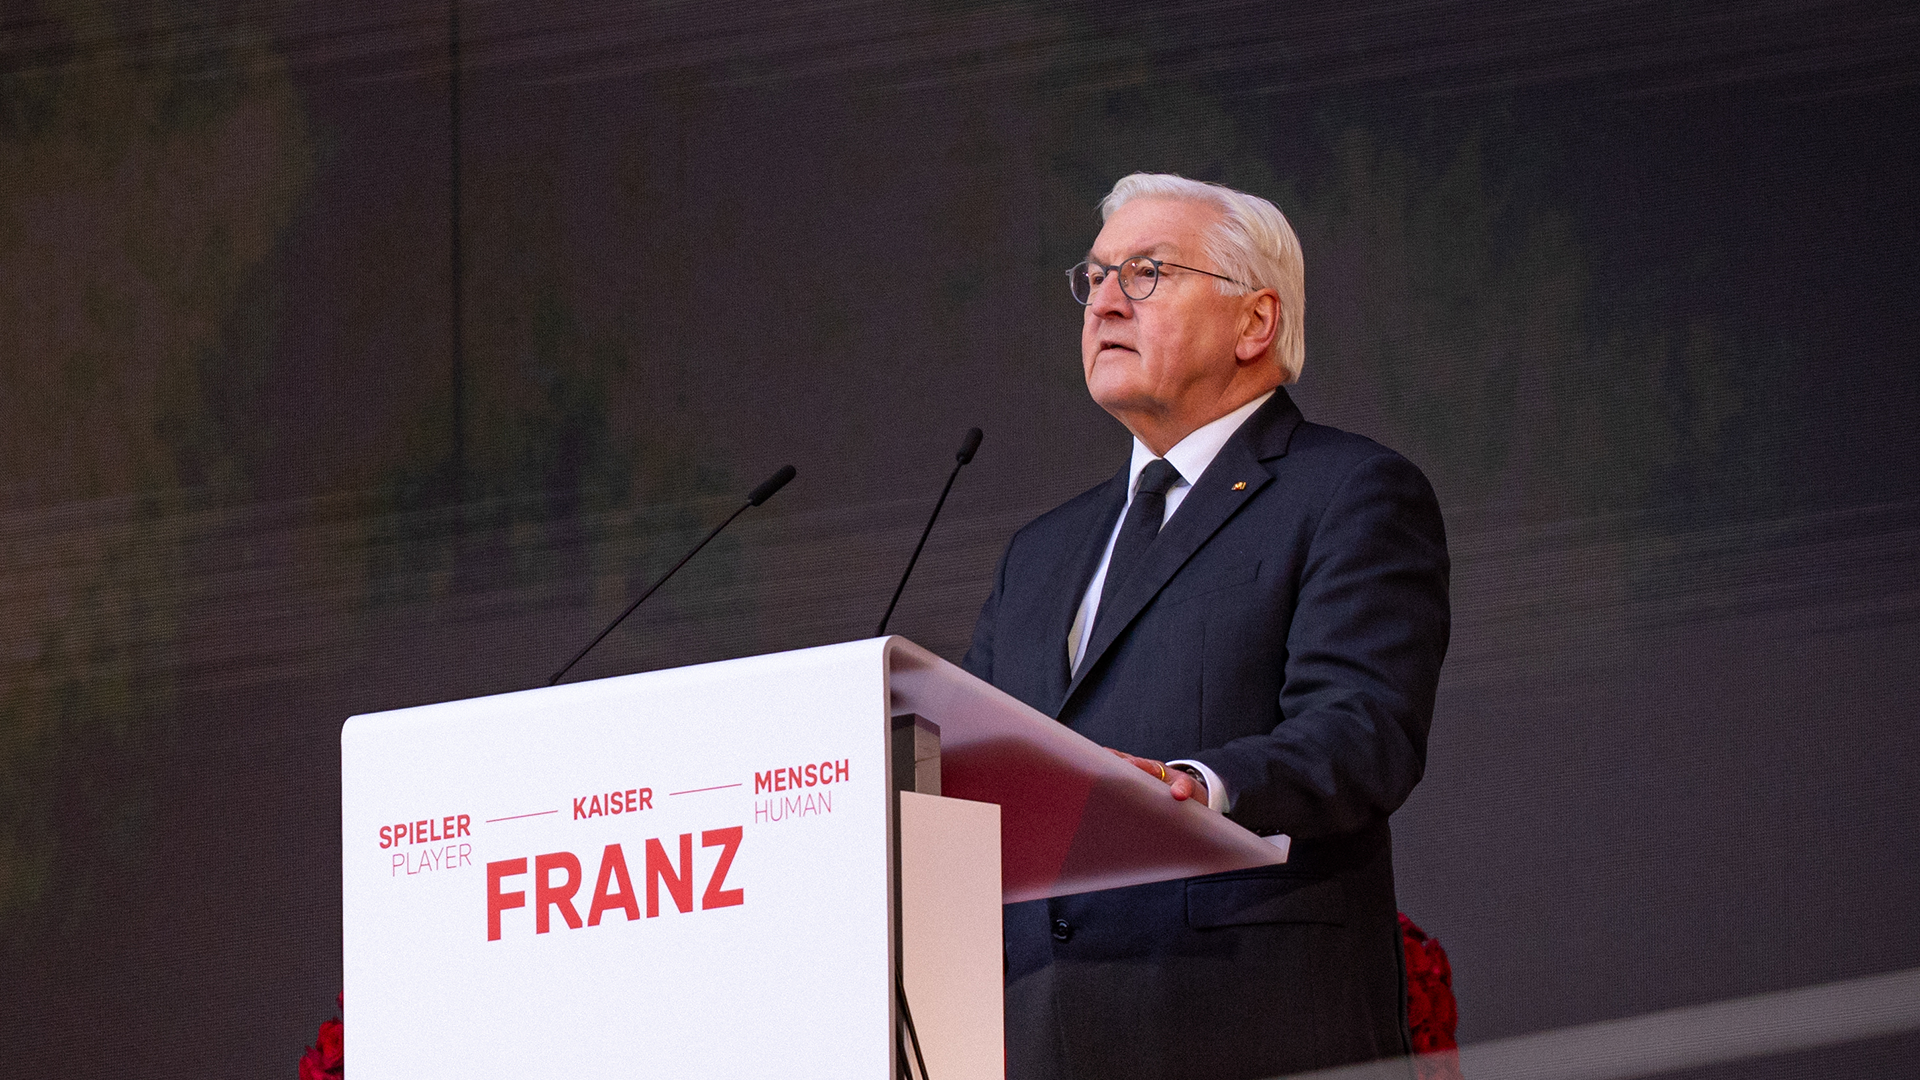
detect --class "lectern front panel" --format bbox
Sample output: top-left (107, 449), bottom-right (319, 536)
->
top-left (343, 641), bottom-right (896, 1078)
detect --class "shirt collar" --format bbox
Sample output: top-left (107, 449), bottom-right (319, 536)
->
top-left (1127, 390), bottom-right (1275, 496)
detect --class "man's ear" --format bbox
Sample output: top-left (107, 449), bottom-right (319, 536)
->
top-left (1234, 290), bottom-right (1281, 364)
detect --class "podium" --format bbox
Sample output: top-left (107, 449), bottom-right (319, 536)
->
top-left (342, 637), bottom-right (1286, 1078)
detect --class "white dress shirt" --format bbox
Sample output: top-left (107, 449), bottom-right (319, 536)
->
top-left (1066, 390), bottom-right (1274, 814)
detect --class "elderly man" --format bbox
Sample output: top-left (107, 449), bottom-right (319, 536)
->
top-left (962, 174), bottom-right (1450, 1079)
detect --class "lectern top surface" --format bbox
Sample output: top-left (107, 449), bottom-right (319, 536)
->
top-left (881, 637), bottom-right (1286, 903)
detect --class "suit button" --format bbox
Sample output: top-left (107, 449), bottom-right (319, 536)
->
top-left (1051, 919), bottom-right (1073, 943)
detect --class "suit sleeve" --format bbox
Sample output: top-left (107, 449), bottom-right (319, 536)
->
top-left (1196, 451), bottom-right (1451, 841)
top-left (960, 539), bottom-right (1011, 683)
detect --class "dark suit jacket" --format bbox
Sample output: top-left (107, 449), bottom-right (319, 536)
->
top-left (962, 389), bottom-right (1450, 1080)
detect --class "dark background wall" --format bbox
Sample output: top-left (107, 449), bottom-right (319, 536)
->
top-left (3, 2), bottom-right (1917, 1076)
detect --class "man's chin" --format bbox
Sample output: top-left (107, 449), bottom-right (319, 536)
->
top-left (1085, 380), bottom-right (1163, 425)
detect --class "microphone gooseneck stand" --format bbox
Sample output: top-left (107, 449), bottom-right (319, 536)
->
top-left (879, 427), bottom-right (982, 1080)
top-left (876, 427), bottom-right (983, 637)
top-left (547, 464), bottom-right (796, 687)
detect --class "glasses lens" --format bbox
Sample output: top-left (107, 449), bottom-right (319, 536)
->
top-left (1119, 257), bottom-right (1160, 300)
top-left (1069, 261), bottom-right (1099, 304)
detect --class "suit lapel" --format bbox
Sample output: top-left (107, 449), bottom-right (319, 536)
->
top-left (1059, 390), bottom-right (1304, 711)
top-left (1042, 469), bottom-right (1128, 709)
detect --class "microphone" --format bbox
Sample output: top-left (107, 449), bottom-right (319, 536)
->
top-left (549, 464), bottom-right (796, 686)
top-left (874, 428), bottom-right (982, 637)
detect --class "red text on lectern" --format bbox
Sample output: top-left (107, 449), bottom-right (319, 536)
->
top-left (486, 827), bottom-right (745, 941)
top-left (380, 813), bottom-right (471, 848)
top-left (754, 759), bottom-right (849, 793)
top-left (573, 788), bottom-right (652, 819)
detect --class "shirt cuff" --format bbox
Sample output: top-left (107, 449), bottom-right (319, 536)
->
top-left (1166, 758), bottom-right (1232, 813)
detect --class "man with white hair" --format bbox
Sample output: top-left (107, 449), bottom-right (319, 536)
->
top-left (963, 174), bottom-right (1451, 1078)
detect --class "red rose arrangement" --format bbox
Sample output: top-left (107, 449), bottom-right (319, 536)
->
top-left (1401, 913), bottom-right (1460, 1079)
top-left (298, 993), bottom-right (343, 1080)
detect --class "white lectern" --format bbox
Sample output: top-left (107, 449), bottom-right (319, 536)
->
top-left (342, 637), bottom-right (1285, 1079)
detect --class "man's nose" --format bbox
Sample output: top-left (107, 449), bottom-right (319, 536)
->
top-left (1088, 271), bottom-right (1132, 317)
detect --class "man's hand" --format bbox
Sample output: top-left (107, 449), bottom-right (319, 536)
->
top-left (1108, 748), bottom-right (1208, 803)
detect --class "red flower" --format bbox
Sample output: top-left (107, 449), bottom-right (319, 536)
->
top-left (1400, 913), bottom-right (1459, 1055)
top-left (298, 993), bottom-right (344, 1080)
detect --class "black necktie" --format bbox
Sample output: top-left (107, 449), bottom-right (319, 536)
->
top-left (1097, 458), bottom-right (1183, 619)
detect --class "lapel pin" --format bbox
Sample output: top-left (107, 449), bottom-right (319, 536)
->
top-left (1232, 481), bottom-right (1247, 491)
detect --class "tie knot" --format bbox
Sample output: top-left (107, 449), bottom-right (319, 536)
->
top-left (1137, 458), bottom-right (1182, 498)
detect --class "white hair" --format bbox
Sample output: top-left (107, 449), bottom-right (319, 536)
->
top-left (1101, 173), bottom-right (1306, 383)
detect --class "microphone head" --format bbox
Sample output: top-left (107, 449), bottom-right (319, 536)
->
top-left (956, 427), bottom-right (984, 465)
top-left (747, 464), bottom-right (797, 506)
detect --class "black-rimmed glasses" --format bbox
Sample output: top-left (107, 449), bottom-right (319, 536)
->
top-left (1067, 256), bottom-right (1250, 304)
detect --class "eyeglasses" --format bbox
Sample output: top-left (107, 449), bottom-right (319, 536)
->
top-left (1067, 256), bottom-right (1251, 305)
